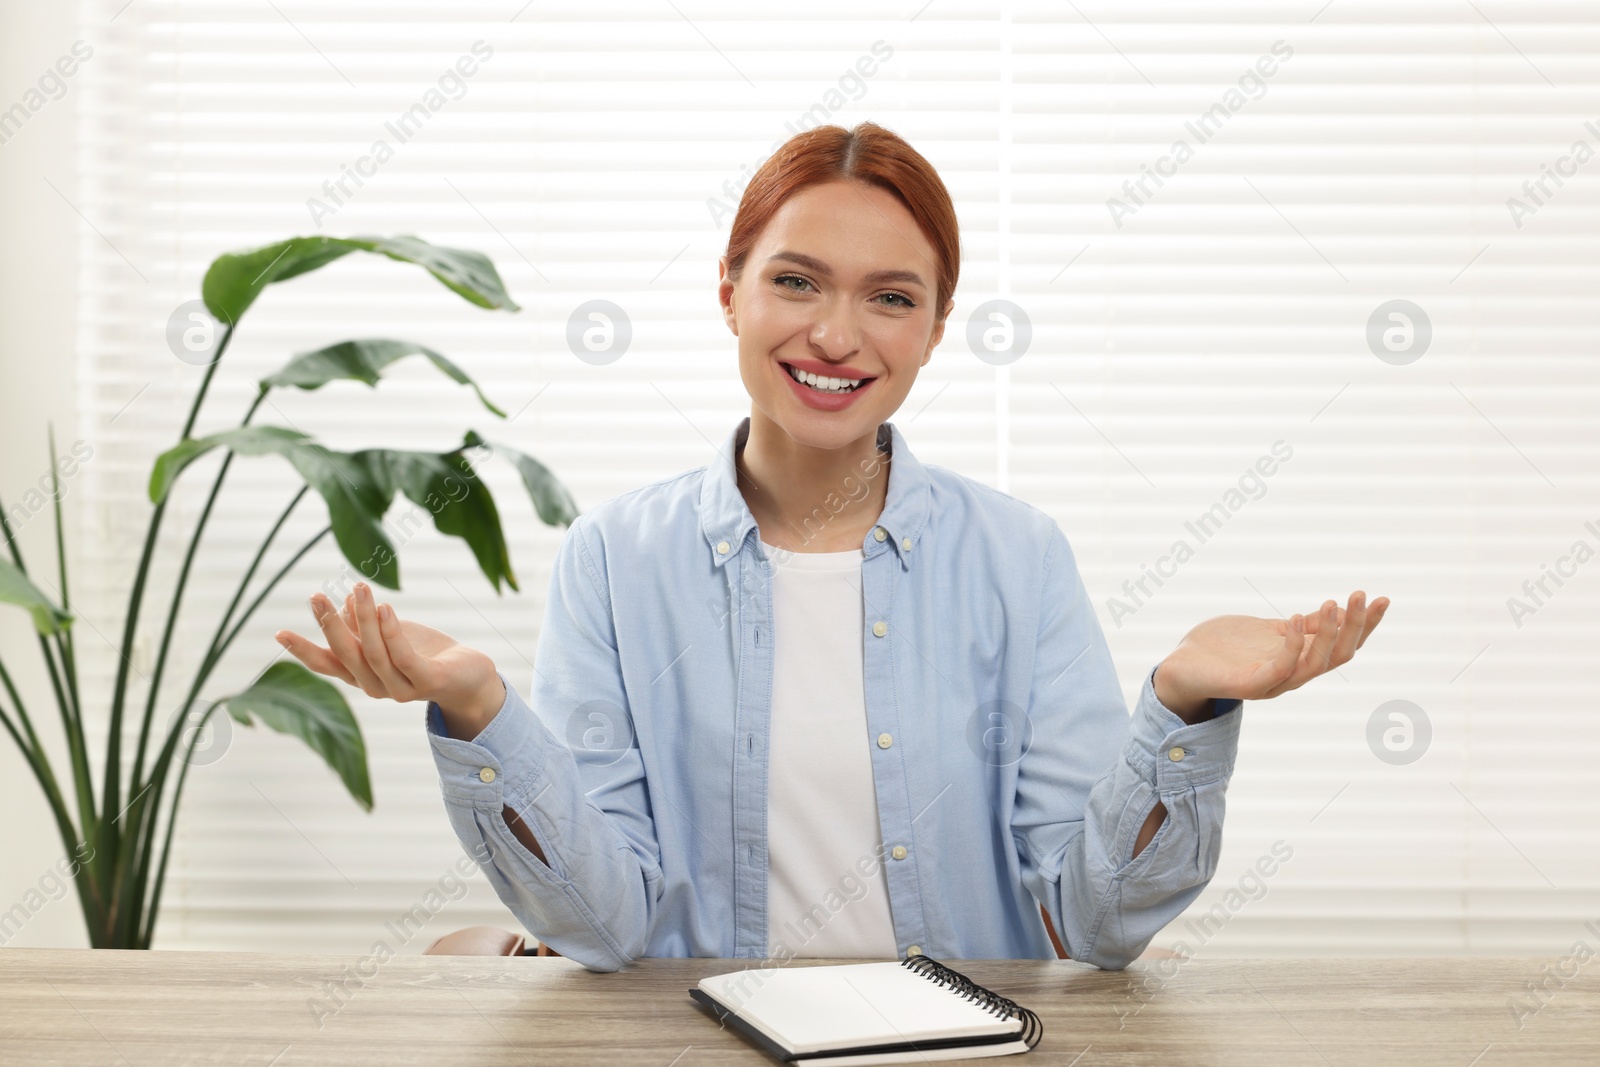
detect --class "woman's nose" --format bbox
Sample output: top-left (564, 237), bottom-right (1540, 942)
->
top-left (809, 305), bottom-right (860, 359)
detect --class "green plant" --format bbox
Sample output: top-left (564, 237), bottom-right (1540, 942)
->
top-left (0, 235), bottom-right (578, 949)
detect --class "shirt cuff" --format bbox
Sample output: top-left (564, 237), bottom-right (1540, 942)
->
top-left (1123, 663), bottom-right (1243, 790)
top-left (425, 672), bottom-right (548, 808)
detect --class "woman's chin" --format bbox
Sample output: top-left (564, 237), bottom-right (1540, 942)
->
top-left (767, 400), bottom-right (882, 448)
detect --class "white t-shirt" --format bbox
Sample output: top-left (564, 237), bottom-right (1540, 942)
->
top-left (760, 537), bottom-right (899, 959)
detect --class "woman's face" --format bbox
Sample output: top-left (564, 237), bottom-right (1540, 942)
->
top-left (719, 179), bottom-right (951, 452)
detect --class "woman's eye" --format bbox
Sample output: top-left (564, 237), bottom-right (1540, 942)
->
top-left (772, 274), bottom-right (914, 309)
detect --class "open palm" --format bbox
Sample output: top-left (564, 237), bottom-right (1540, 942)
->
top-left (1162, 590), bottom-right (1391, 706)
top-left (274, 583), bottom-right (499, 716)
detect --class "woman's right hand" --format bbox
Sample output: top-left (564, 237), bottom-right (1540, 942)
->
top-left (274, 581), bottom-right (506, 737)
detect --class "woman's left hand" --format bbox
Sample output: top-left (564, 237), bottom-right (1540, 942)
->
top-left (1154, 590), bottom-right (1391, 721)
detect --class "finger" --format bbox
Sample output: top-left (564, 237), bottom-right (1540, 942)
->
top-left (311, 593), bottom-right (385, 694)
top-left (1259, 613), bottom-right (1309, 698)
top-left (351, 582), bottom-right (414, 698)
top-left (1302, 599), bottom-right (1341, 674)
top-left (1299, 604), bottom-right (1341, 633)
top-left (1327, 590), bottom-right (1368, 666)
top-left (275, 629), bottom-right (357, 686)
top-left (1355, 597), bottom-right (1390, 649)
top-left (1276, 613), bottom-right (1308, 675)
top-left (377, 601), bottom-right (433, 691)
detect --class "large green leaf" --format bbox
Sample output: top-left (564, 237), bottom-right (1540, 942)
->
top-left (149, 427), bottom-right (399, 588)
top-left (148, 427), bottom-right (525, 592)
top-left (282, 447), bottom-right (403, 589)
top-left (224, 661), bottom-right (372, 811)
top-left (0, 558), bottom-right (72, 635)
top-left (360, 446), bottom-right (518, 594)
top-left (260, 338), bottom-right (506, 417)
top-left (464, 431), bottom-right (581, 528)
top-left (148, 426), bottom-right (312, 504)
top-left (202, 235), bottom-right (520, 324)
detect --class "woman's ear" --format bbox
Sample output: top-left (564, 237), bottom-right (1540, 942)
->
top-left (718, 257), bottom-right (738, 336)
top-left (924, 298), bottom-right (954, 360)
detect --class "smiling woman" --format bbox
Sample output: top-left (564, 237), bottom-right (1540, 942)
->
top-left (720, 144), bottom-right (957, 544)
top-left (275, 120), bottom-right (1387, 971)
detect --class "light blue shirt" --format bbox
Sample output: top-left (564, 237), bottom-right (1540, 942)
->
top-left (426, 417), bottom-right (1243, 972)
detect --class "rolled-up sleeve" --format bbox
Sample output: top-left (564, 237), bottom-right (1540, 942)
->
top-left (1012, 524), bottom-right (1244, 970)
top-left (424, 515), bottom-right (663, 972)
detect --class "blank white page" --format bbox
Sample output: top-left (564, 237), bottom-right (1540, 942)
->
top-left (698, 961), bottom-right (1023, 1054)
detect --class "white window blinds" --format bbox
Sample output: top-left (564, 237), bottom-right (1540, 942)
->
top-left (70, 0), bottom-right (1598, 956)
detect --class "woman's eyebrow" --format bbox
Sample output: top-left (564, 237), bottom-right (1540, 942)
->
top-left (766, 250), bottom-right (926, 288)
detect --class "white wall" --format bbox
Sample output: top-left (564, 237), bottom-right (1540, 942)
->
top-left (0, 0), bottom-right (88, 949)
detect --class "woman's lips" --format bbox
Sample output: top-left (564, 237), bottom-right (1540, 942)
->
top-left (779, 361), bottom-right (877, 412)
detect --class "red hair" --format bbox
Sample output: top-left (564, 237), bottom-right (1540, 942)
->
top-left (723, 121), bottom-right (960, 322)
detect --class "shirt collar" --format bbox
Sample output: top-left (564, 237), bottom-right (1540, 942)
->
top-left (699, 416), bottom-right (930, 571)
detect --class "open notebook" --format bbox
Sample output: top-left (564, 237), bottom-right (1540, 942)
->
top-left (690, 956), bottom-right (1043, 1065)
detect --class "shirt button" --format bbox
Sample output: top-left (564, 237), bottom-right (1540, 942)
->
top-left (907, 945), bottom-right (923, 957)
top-left (478, 767), bottom-right (497, 783)
top-left (716, 540), bottom-right (730, 554)
top-left (872, 621), bottom-right (888, 638)
top-left (873, 527), bottom-right (888, 542)
top-left (877, 732), bottom-right (893, 749)
top-left (891, 845), bottom-right (907, 860)
top-left (1168, 746), bottom-right (1186, 762)
top-left (901, 536), bottom-right (913, 551)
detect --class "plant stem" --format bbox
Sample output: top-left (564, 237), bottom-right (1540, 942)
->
top-left (121, 480), bottom-right (305, 820)
top-left (126, 522), bottom-right (330, 949)
top-left (144, 522), bottom-right (332, 816)
top-left (131, 389), bottom-right (264, 792)
top-left (211, 484), bottom-right (307, 663)
top-left (0, 485), bottom-right (96, 839)
top-left (36, 633), bottom-right (95, 836)
top-left (0, 646), bottom-right (101, 930)
top-left (217, 525), bottom-right (331, 655)
top-left (100, 323), bottom-right (233, 907)
top-left (54, 631), bottom-right (92, 829)
top-left (0, 692), bottom-right (98, 938)
top-left (0, 488), bottom-right (25, 570)
top-left (48, 429), bottom-right (89, 808)
top-left (0, 658), bottom-right (43, 772)
top-left (0, 696), bottom-right (72, 843)
top-left (0, 693), bottom-right (23, 751)
top-left (115, 777), bottom-right (157, 946)
top-left (119, 388), bottom-right (271, 946)
top-left (139, 698), bottom-right (218, 948)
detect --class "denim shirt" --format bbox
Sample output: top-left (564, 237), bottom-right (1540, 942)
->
top-left (426, 417), bottom-right (1244, 972)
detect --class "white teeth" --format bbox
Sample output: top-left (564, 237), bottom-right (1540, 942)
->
top-left (787, 364), bottom-right (864, 394)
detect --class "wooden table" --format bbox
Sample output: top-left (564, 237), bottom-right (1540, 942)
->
top-left (1, 950), bottom-right (1591, 1065)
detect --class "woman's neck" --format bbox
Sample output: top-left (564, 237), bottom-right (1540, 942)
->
top-left (735, 409), bottom-right (891, 554)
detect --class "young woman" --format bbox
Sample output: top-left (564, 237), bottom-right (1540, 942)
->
top-left (275, 121), bottom-right (1388, 973)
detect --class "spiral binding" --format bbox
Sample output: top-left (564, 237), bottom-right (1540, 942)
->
top-left (899, 954), bottom-right (1043, 1049)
